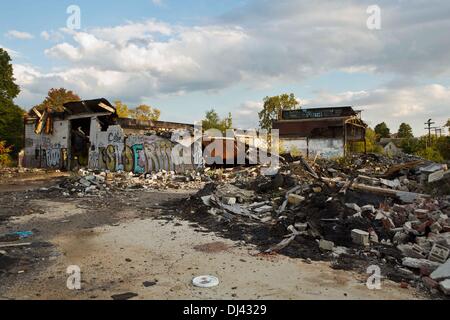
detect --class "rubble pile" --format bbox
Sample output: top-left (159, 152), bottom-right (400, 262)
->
top-left (55, 169), bottom-right (207, 196)
top-left (176, 154), bottom-right (450, 296)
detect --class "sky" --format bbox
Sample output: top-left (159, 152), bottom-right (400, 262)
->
top-left (1, 0), bottom-right (449, 136)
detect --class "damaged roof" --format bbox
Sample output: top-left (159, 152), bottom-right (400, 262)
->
top-left (63, 98), bottom-right (115, 115)
top-left (281, 106), bottom-right (359, 120)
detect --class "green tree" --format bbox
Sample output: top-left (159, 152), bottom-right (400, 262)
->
top-left (0, 48), bottom-right (20, 102)
top-left (115, 100), bottom-right (130, 118)
top-left (202, 109), bottom-right (233, 133)
top-left (400, 137), bottom-right (421, 154)
top-left (351, 127), bottom-right (383, 153)
top-left (397, 123), bottom-right (414, 139)
top-left (0, 48), bottom-right (24, 155)
top-left (36, 88), bottom-right (81, 112)
top-left (129, 104), bottom-right (161, 121)
top-left (435, 136), bottom-right (450, 161)
top-left (374, 122), bottom-right (391, 139)
top-left (259, 93), bottom-right (299, 131)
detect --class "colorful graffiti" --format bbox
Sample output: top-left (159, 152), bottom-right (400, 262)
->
top-left (89, 126), bottom-right (199, 173)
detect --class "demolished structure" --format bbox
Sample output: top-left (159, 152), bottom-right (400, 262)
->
top-left (273, 106), bottom-right (367, 158)
top-left (24, 99), bottom-right (202, 173)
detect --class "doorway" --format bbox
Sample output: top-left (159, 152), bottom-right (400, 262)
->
top-left (70, 118), bottom-right (91, 170)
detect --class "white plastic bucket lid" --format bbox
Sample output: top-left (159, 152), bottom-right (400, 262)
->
top-left (192, 275), bottom-right (220, 288)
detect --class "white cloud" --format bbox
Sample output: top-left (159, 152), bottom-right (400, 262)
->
top-left (30, 1), bottom-right (450, 98)
top-left (40, 30), bottom-right (65, 42)
top-left (304, 84), bottom-right (450, 136)
top-left (5, 30), bottom-right (34, 40)
top-left (12, 0), bottom-right (450, 134)
top-left (233, 101), bottom-right (263, 129)
top-left (0, 45), bottom-right (20, 58)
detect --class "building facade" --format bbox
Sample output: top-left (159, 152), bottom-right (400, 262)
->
top-left (273, 106), bottom-right (367, 159)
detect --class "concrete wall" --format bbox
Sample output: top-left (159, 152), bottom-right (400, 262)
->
top-left (24, 120), bottom-right (70, 169)
top-left (25, 117), bottom-right (202, 173)
top-left (88, 125), bottom-right (202, 173)
top-left (280, 137), bottom-right (344, 159)
top-left (281, 138), bottom-right (308, 157)
top-left (308, 138), bottom-right (344, 159)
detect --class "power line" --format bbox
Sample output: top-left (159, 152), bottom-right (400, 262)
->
top-left (424, 119), bottom-right (435, 146)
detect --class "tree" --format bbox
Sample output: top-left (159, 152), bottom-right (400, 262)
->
top-left (202, 109), bottom-right (233, 132)
top-left (0, 140), bottom-right (13, 167)
top-left (115, 100), bottom-right (130, 118)
top-left (435, 136), bottom-right (450, 161)
top-left (374, 122), bottom-right (390, 139)
top-left (351, 127), bottom-right (383, 153)
top-left (397, 123), bottom-right (414, 139)
top-left (259, 93), bottom-right (299, 131)
top-left (36, 88), bottom-right (81, 112)
top-left (0, 48), bottom-right (20, 102)
top-left (0, 48), bottom-right (24, 155)
top-left (129, 104), bottom-right (161, 121)
top-left (400, 137), bottom-right (421, 154)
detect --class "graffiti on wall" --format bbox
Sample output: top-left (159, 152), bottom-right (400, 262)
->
top-left (89, 126), bottom-right (199, 173)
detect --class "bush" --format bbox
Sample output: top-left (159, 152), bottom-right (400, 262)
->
top-left (416, 147), bottom-right (444, 163)
top-left (0, 140), bottom-right (13, 167)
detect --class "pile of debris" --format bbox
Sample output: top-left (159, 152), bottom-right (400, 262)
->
top-left (53, 169), bottom-right (207, 197)
top-left (176, 154), bottom-right (450, 296)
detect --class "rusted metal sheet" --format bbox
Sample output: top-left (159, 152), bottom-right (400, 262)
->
top-left (273, 118), bottom-right (345, 138)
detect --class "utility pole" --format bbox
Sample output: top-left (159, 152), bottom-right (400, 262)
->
top-left (424, 119), bottom-right (435, 147)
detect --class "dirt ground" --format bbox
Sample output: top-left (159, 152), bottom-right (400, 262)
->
top-left (0, 171), bottom-right (429, 300)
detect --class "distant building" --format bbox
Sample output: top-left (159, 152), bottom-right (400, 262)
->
top-left (272, 106), bottom-right (367, 159)
top-left (379, 138), bottom-right (404, 156)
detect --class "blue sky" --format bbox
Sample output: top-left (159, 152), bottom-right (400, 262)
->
top-left (1, 0), bottom-right (449, 135)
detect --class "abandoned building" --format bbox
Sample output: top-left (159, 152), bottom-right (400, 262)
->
top-left (379, 138), bottom-right (404, 156)
top-left (23, 98), bottom-right (202, 173)
top-left (273, 106), bottom-right (367, 158)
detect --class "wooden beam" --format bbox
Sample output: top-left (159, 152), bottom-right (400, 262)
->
top-left (32, 107), bottom-right (42, 119)
top-left (98, 102), bottom-right (115, 113)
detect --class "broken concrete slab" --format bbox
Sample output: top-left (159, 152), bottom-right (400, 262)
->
top-left (253, 205), bottom-right (273, 214)
top-left (439, 279), bottom-right (450, 295)
top-left (380, 178), bottom-right (401, 189)
top-left (402, 257), bottom-right (441, 271)
top-left (345, 203), bottom-right (361, 212)
top-left (420, 163), bottom-right (448, 174)
top-left (428, 244), bottom-right (450, 263)
top-left (351, 229), bottom-right (370, 246)
top-left (430, 259), bottom-right (450, 281)
top-left (428, 170), bottom-right (445, 183)
top-left (319, 239), bottom-right (334, 251)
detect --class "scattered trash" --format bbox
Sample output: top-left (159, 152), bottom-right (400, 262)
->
top-left (192, 275), bottom-right (220, 288)
top-left (143, 280), bottom-right (158, 287)
top-left (111, 292), bottom-right (139, 300)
